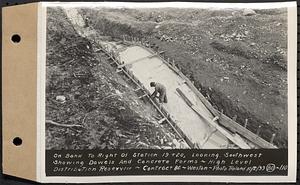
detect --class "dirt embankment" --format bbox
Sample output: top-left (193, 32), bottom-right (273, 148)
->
top-left (46, 8), bottom-right (179, 150)
top-left (82, 8), bottom-right (288, 148)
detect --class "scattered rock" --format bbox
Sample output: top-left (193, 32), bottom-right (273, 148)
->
top-left (243, 9), bottom-right (256, 16)
top-left (56, 95), bottom-right (66, 103)
top-left (160, 138), bottom-right (164, 145)
top-left (59, 38), bottom-right (66, 44)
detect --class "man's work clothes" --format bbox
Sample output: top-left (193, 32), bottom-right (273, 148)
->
top-left (151, 83), bottom-right (168, 103)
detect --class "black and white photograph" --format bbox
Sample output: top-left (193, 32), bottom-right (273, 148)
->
top-left (40, 1), bottom-right (296, 182)
top-left (1, 1), bottom-right (297, 183)
top-left (46, 3), bottom-right (288, 150)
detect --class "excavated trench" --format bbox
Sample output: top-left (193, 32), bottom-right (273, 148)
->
top-left (152, 41), bottom-right (285, 148)
top-left (63, 8), bottom-right (235, 149)
top-left (61, 7), bottom-right (286, 149)
top-left (78, 9), bottom-right (286, 148)
top-left (46, 7), bottom-right (186, 150)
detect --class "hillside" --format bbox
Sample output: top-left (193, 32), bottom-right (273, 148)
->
top-left (81, 7), bottom-right (288, 147)
top-left (46, 8), bottom-right (180, 149)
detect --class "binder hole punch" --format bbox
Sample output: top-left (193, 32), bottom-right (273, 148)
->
top-left (11, 34), bottom-right (21, 43)
top-left (13, 137), bottom-right (22, 146)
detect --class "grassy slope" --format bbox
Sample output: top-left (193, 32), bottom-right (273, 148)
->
top-left (83, 8), bottom-right (288, 147)
top-left (46, 8), bottom-right (178, 150)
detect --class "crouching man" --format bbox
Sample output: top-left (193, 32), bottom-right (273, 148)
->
top-left (150, 82), bottom-right (168, 103)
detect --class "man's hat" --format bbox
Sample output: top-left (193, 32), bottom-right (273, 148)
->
top-left (150, 82), bottom-right (155, 87)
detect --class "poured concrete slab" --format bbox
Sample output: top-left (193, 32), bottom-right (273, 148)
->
top-left (120, 46), bottom-right (229, 148)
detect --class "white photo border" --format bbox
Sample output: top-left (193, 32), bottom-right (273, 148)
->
top-left (36, 1), bottom-right (297, 183)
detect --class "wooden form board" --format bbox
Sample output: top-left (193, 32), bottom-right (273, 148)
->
top-left (176, 88), bottom-right (251, 149)
top-left (134, 42), bottom-right (277, 149)
top-left (98, 42), bottom-right (193, 148)
top-left (2, 3), bottom-right (39, 181)
top-left (1, 2), bottom-right (295, 183)
top-left (183, 76), bottom-right (277, 149)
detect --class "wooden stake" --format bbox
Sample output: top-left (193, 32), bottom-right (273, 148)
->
top-left (270, 133), bottom-right (276, 144)
top-left (158, 117), bottom-right (167, 124)
top-left (244, 118), bottom-right (248, 128)
top-left (212, 116), bottom-right (219, 122)
top-left (233, 115), bottom-right (237, 121)
top-left (256, 125), bottom-right (262, 135)
top-left (138, 94), bottom-right (147, 99)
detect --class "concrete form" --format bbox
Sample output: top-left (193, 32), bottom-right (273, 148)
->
top-left (64, 7), bottom-right (277, 149)
top-left (119, 46), bottom-right (230, 149)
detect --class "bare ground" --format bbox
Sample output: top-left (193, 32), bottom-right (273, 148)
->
top-left (81, 7), bottom-right (288, 148)
top-left (46, 8), bottom-right (180, 150)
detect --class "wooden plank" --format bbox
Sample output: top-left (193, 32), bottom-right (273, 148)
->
top-left (125, 39), bottom-right (277, 149)
top-left (94, 48), bottom-right (103, 52)
top-left (127, 39), bottom-right (276, 149)
top-left (134, 88), bottom-right (142, 91)
top-left (117, 53), bottom-right (157, 68)
top-left (114, 65), bottom-right (192, 148)
top-left (176, 88), bottom-right (251, 149)
top-left (116, 69), bottom-right (123, 73)
top-left (213, 109), bottom-right (277, 148)
top-left (158, 117), bottom-right (167, 124)
top-left (181, 75), bottom-right (277, 149)
top-left (138, 94), bottom-right (147, 99)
